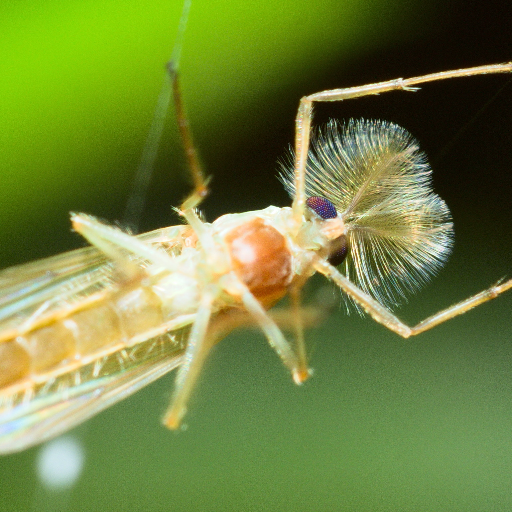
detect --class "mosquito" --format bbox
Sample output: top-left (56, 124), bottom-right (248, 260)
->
top-left (0, 1), bottom-right (511, 454)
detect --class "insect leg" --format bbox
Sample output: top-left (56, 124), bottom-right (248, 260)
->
top-left (123, 0), bottom-right (193, 231)
top-left (290, 61), bottom-right (512, 224)
top-left (165, 0), bottom-right (209, 214)
top-left (306, 62), bottom-right (512, 104)
top-left (314, 258), bottom-right (512, 338)
top-left (163, 284), bottom-right (217, 430)
top-left (167, 39), bottom-right (213, 248)
top-left (200, 303), bottom-right (328, 348)
top-left (169, 65), bottom-right (208, 212)
top-left (71, 213), bottom-right (180, 273)
top-left (291, 97), bottom-right (313, 223)
top-left (161, 297), bottom-right (323, 430)
top-left (288, 278), bottom-right (312, 378)
top-left (402, 279), bottom-right (512, 335)
top-left (223, 274), bottom-right (311, 384)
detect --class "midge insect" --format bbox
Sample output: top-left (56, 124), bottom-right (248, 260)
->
top-left (1, 3), bottom-right (512, 454)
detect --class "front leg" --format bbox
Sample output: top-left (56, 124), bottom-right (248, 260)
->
top-left (314, 258), bottom-right (512, 338)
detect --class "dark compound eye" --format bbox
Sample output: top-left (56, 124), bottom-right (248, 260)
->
top-left (306, 196), bottom-right (348, 266)
top-left (306, 196), bottom-right (337, 219)
top-left (328, 235), bottom-right (349, 267)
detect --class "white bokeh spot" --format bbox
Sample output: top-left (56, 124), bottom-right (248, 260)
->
top-left (36, 436), bottom-right (85, 490)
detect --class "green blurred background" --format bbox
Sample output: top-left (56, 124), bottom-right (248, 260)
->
top-left (1, 0), bottom-right (511, 510)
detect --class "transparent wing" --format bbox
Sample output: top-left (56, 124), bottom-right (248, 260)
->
top-left (0, 329), bottom-right (188, 454)
top-left (0, 224), bottom-right (190, 336)
top-left (0, 222), bottom-right (192, 453)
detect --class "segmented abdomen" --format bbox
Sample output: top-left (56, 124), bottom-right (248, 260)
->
top-left (0, 284), bottom-right (174, 390)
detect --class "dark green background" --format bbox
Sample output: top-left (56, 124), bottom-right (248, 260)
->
top-left (1, 0), bottom-right (511, 510)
